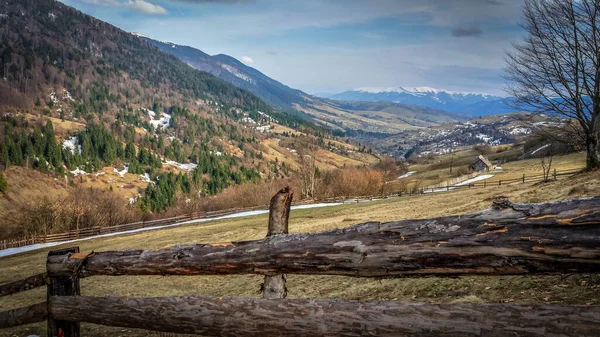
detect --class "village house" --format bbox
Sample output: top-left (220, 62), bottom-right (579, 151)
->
top-left (472, 155), bottom-right (494, 172)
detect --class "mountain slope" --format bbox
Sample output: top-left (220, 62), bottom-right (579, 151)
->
top-left (0, 0), bottom-right (378, 214)
top-left (294, 97), bottom-right (470, 135)
top-left (140, 37), bottom-right (472, 133)
top-left (141, 37), bottom-right (308, 114)
top-left (361, 113), bottom-right (565, 157)
top-left (322, 87), bottom-right (516, 117)
top-left (0, 1), bottom-right (274, 115)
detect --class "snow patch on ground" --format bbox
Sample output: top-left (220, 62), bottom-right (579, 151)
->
top-left (147, 109), bottom-right (171, 130)
top-left (455, 174), bottom-right (494, 186)
top-left (70, 167), bottom-right (86, 176)
top-left (0, 202), bottom-right (345, 257)
top-left (165, 160), bottom-right (198, 171)
top-left (220, 64), bottom-right (255, 84)
top-left (129, 194), bottom-right (141, 204)
top-left (531, 144), bottom-right (550, 155)
top-left (62, 136), bottom-right (81, 154)
top-left (256, 125), bottom-right (272, 133)
top-left (398, 171), bottom-right (416, 179)
top-left (509, 127), bottom-right (530, 135)
top-left (140, 172), bottom-right (152, 183)
top-left (49, 91), bottom-right (58, 104)
top-left (113, 165), bottom-right (129, 177)
top-left (424, 174), bottom-right (494, 193)
top-left (475, 133), bottom-right (492, 143)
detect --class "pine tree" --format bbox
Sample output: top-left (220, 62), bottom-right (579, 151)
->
top-left (0, 143), bottom-right (9, 170)
top-left (125, 141), bottom-right (136, 162)
top-left (0, 173), bottom-right (7, 193)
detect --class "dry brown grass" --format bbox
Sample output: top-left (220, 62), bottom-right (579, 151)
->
top-left (2, 165), bottom-right (600, 336)
top-left (0, 166), bottom-right (70, 213)
top-left (402, 150), bottom-right (586, 191)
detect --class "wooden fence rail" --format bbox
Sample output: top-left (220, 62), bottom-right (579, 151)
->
top-left (0, 273), bottom-right (47, 297)
top-left (0, 206), bottom-right (266, 250)
top-left (48, 295), bottom-right (600, 337)
top-left (2, 189), bottom-right (600, 337)
top-left (422, 168), bottom-right (583, 193)
top-left (47, 197), bottom-right (600, 279)
top-left (0, 303), bottom-right (47, 329)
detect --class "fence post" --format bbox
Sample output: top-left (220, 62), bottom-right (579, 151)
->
top-left (47, 247), bottom-right (81, 337)
top-left (523, 174), bottom-right (525, 183)
top-left (262, 187), bottom-right (292, 299)
top-left (499, 180), bottom-right (502, 186)
top-left (554, 168), bottom-right (557, 180)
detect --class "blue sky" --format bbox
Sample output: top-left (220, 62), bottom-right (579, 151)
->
top-left (61, 0), bottom-right (526, 96)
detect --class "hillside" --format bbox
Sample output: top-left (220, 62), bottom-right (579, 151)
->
top-left (0, 0), bottom-right (379, 230)
top-left (321, 87), bottom-right (515, 117)
top-left (361, 113), bottom-right (565, 157)
top-left (141, 36), bottom-right (309, 115)
top-left (294, 97), bottom-right (469, 135)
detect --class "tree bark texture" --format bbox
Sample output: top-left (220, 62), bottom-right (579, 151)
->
top-left (47, 247), bottom-right (80, 337)
top-left (0, 273), bottom-right (47, 297)
top-left (47, 197), bottom-right (600, 278)
top-left (0, 302), bottom-right (47, 329)
top-left (48, 295), bottom-right (600, 337)
top-left (263, 187), bottom-right (292, 299)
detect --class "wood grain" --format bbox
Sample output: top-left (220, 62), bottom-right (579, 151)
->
top-left (47, 197), bottom-right (600, 278)
top-left (48, 295), bottom-right (600, 337)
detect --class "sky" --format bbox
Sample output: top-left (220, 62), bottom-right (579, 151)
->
top-left (60, 0), bottom-right (526, 96)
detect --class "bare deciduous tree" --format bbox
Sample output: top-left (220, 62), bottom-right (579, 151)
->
top-left (540, 146), bottom-right (555, 181)
top-left (375, 156), bottom-right (401, 196)
top-left (505, 0), bottom-right (600, 169)
top-left (298, 146), bottom-right (317, 199)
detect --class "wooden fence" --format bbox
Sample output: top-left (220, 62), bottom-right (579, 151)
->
top-left (0, 206), bottom-right (270, 250)
top-left (1, 168), bottom-right (584, 251)
top-left (421, 168), bottom-right (583, 194)
top-left (1, 188), bottom-right (600, 336)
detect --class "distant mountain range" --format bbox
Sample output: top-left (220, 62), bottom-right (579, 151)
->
top-left (319, 87), bottom-right (517, 117)
top-left (137, 35), bottom-right (308, 114)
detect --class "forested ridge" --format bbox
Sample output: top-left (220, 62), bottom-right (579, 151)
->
top-left (0, 0), bottom-right (381, 241)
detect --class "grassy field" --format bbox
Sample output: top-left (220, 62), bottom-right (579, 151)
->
top-left (402, 148), bottom-right (586, 190)
top-left (2, 155), bottom-right (600, 336)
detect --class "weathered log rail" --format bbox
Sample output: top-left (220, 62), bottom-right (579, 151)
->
top-left (48, 295), bottom-right (600, 337)
top-left (0, 303), bottom-right (47, 329)
top-left (0, 273), bottom-right (47, 297)
top-left (2, 191), bottom-right (600, 336)
top-left (47, 197), bottom-right (600, 278)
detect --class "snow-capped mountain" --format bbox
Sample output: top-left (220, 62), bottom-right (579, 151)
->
top-left (322, 87), bottom-right (516, 117)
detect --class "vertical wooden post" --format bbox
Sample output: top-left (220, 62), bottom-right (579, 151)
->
top-left (47, 247), bottom-right (81, 337)
top-left (523, 173), bottom-right (525, 183)
top-left (499, 180), bottom-right (502, 186)
top-left (263, 187), bottom-right (292, 299)
top-left (553, 168), bottom-right (557, 180)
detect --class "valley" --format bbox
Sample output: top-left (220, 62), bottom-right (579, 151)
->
top-left (0, 150), bottom-right (597, 337)
top-left (0, 0), bottom-right (599, 336)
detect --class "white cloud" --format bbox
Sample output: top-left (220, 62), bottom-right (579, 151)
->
top-left (75, 0), bottom-right (121, 5)
top-left (125, 0), bottom-right (167, 15)
top-left (241, 56), bottom-right (254, 65)
top-left (73, 0), bottom-right (167, 15)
